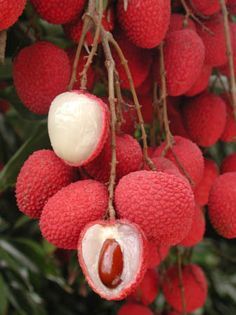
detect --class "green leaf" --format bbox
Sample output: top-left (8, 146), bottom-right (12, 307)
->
top-left (0, 274), bottom-right (8, 314)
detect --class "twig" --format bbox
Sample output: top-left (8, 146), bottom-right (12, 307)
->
top-left (177, 248), bottom-right (187, 315)
top-left (114, 70), bottom-right (125, 132)
top-left (150, 82), bottom-right (159, 147)
top-left (0, 31), bottom-right (7, 64)
top-left (219, 0), bottom-right (236, 120)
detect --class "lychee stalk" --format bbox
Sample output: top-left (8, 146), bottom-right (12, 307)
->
top-left (177, 248), bottom-right (187, 315)
top-left (0, 30), bottom-right (7, 64)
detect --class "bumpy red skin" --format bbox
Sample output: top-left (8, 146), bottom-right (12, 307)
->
top-left (31, 0), bottom-right (86, 24)
top-left (185, 64), bottom-right (212, 96)
top-left (40, 180), bottom-right (108, 249)
top-left (180, 205), bottom-right (205, 247)
top-left (156, 30), bottom-right (205, 96)
top-left (118, 303), bottom-right (154, 315)
top-left (13, 41), bottom-right (70, 115)
top-left (78, 219), bottom-right (149, 301)
top-left (115, 170), bottom-right (195, 246)
top-left (84, 134), bottom-right (142, 183)
top-left (228, 0), bottom-right (236, 14)
top-left (221, 153), bottom-right (236, 173)
top-left (117, 0), bottom-right (170, 49)
top-left (0, 0), bottom-right (26, 31)
top-left (188, 0), bottom-right (225, 15)
top-left (220, 96), bottom-right (236, 142)
top-left (154, 136), bottom-right (204, 188)
top-left (182, 93), bottom-right (227, 147)
top-left (16, 150), bottom-right (75, 219)
top-left (168, 14), bottom-right (196, 33)
top-left (208, 172), bottom-right (236, 238)
top-left (147, 242), bottom-right (170, 269)
top-left (194, 158), bottom-right (219, 206)
top-left (162, 264), bottom-right (208, 312)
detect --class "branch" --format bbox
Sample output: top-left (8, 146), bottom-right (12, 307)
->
top-left (0, 31), bottom-right (7, 64)
top-left (177, 248), bottom-right (187, 315)
top-left (114, 70), bottom-right (125, 133)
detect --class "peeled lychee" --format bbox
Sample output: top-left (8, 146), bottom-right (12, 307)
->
top-left (13, 41), bottom-right (70, 115)
top-left (208, 172), bottom-right (236, 238)
top-left (118, 303), bottom-right (153, 315)
top-left (220, 96), bottom-right (236, 142)
top-left (162, 264), bottom-right (208, 312)
top-left (78, 220), bottom-right (148, 300)
top-left (221, 153), bottom-right (236, 173)
top-left (48, 91), bottom-right (110, 167)
top-left (0, 0), bottom-right (26, 31)
top-left (185, 64), bottom-right (212, 96)
top-left (182, 93), bottom-right (227, 147)
top-left (16, 150), bottom-right (75, 219)
top-left (117, 0), bottom-right (170, 49)
top-left (147, 242), bottom-right (170, 269)
top-left (189, 0), bottom-right (223, 16)
top-left (168, 14), bottom-right (196, 33)
top-left (40, 180), bottom-right (108, 249)
top-left (115, 170), bottom-right (195, 246)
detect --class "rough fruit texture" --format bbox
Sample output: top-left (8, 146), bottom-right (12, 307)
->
top-left (118, 303), bottom-right (154, 315)
top-left (0, 0), bottom-right (26, 31)
top-left (30, 0), bottom-right (86, 24)
top-left (16, 150), bottom-right (75, 219)
top-left (40, 180), bottom-right (108, 249)
top-left (115, 170), bottom-right (195, 246)
top-left (168, 14), bottom-right (196, 33)
top-left (182, 93), bottom-right (226, 147)
top-left (147, 242), bottom-right (170, 269)
top-left (162, 264), bottom-right (208, 312)
top-left (84, 134), bottom-right (142, 183)
top-left (194, 158), bottom-right (219, 206)
top-left (117, 0), bottom-right (170, 48)
top-left (220, 96), bottom-right (236, 142)
top-left (221, 153), bottom-right (236, 173)
top-left (208, 173), bottom-right (236, 238)
top-left (189, 0), bottom-right (223, 15)
top-left (185, 64), bottom-right (212, 96)
top-left (154, 136), bottom-right (204, 187)
top-left (13, 41), bottom-right (70, 115)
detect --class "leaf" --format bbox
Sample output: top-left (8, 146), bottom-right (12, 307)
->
top-left (0, 274), bottom-right (8, 314)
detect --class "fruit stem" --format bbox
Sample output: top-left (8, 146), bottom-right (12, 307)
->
top-left (219, 0), bottom-right (236, 121)
top-left (150, 82), bottom-right (159, 147)
top-left (0, 31), bottom-right (7, 64)
top-left (114, 70), bottom-right (125, 133)
top-left (177, 247), bottom-right (187, 315)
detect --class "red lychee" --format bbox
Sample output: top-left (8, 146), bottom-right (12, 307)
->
top-left (168, 14), bottom-right (196, 33)
top-left (228, 0), bottom-right (236, 14)
top-left (138, 93), bottom-right (154, 124)
top-left (220, 96), bottom-right (236, 142)
top-left (185, 64), bottom-right (212, 96)
top-left (147, 242), bottom-right (170, 268)
top-left (221, 153), bottom-right (236, 173)
top-left (137, 74), bottom-right (152, 96)
top-left (0, 0), bottom-right (26, 31)
top-left (189, 0), bottom-right (224, 16)
top-left (118, 303), bottom-right (154, 315)
top-left (167, 101), bottom-right (189, 138)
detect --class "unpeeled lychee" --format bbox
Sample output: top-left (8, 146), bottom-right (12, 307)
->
top-left (185, 64), bottom-right (212, 96)
top-left (40, 180), bottom-right (108, 249)
top-left (0, 0), bottom-right (26, 31)
top-left (118, 303), bottom-right (153, 315)
top-left (16, 150), bottom-right (75, 219)
top-left (221, 153), bottom-right (236, 173)
top-left (147, 242), bottom-right (170, 269)
top-left (168, 14), bottom-right (196, 33)
top-left (167, 101), bottom-right (189, 138)
top-left (143, 156), bottom-right (182, 179)
top-left (189, 0), bottom-right (223, 16)
top-left (13, 41), bottom-right (70, 115)
top-left (220, 96), bottom-right (236, 142)
top-left (115, 170), bottom-right (195, 246)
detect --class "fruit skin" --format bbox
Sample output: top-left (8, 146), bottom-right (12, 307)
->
top-left (185, 64), bottom-right (212, 96)
top-left (117, 0), bottom-right (170, 49)
top-left (228, 0), bottom-right (236, 14)
top-left (162, 264), bottom-right (208, 312)
top-left (221, 153), bottom-right (236, 173)
top-left (156, 30), bottom-right (205, 96)
top-left (115, 170), bottom-right (195, 246)
top-left (30, 0), bottom-right (86, 24)
top-left (13, 41), bottom-right (70, 115)
top-left (118, 303), bottom-right (154, 315)
top-left (182, 93), bottom-right (227, 147)
top-left (194, 158), bottom-right (219, 206)
top-left (154, 136), bottom-right (204, 188)
top-left (40, 180), bottom-right (108, 249)
top-left (189, 0), bottom-right (223, 16)
top-left (208, 172), bottom-right (236, 238)
top-left (168, 14), bottom-right (196, 33)
top-left (167, 101), bottom-right (189, 138)
top-left (147, 242), bottom-right (170, 269)
top-left (84, 134), bottom-right (142, 183)
top-left (0, 0), bottom-right (26, 31)
top-left (16, 150), bottom-right (75, 219)
top-left (220, 96), bottom-right (236, 142)
top-left (138, 93), bottom-right (154, 124)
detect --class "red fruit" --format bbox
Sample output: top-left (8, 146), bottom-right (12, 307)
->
top-left (147, 242), bottom-right (170, 268)
top-left (194, 158), bottom-right (219, 206)
top-left (168, 14), bottom-right (196, 33)
top-left (156, 30), bottom-right (205, 96)
top-left (129, 269), bottom-right (159, 305)
top-left (48, 91), bottom-right (110, 167)
top-left (78, 220), bottom-right (148, 300)
top-left (138, 93), bottom-right (154, 124)
top-left (30, 0), bottom-right (86, 24)
top-left (0, 0), bottom-right (26, 31)
top-left (167, 101), bottom-right (189, 137)
top-left (221, 153), bottom-right (236, 173)
top-left (16, 150), bottom-right (75, 219)
top-left (228, 0), bottom-right (236, 14)
top-left (118, 303), bottom-right (153, 315)
top-left (220, 96), bottom-right (236, 142)
top-left (180, 205), bottom-right (205, 247)
top-left (182, 93), bottom-right (226, 147)
top-left (137, 74), bottom-right (153, 96)
top-left (154, 136), bottom-right (204, 187)
top-left (40, 180), bottom-right (108, 249)
top-left (189, 0), bottom-right (223, 16)
top-left (115, 170), bottom-right (195, 246)
top-left (185, 64), bottom-right (212, 96)
top-left (208, 172), bottom-right (236, 238)
top-left (162, 264), bottom-right (208, 312)
top-left (117, 0), bottom-right (170, 49)
top-left (13, 41), bottom-right (70, 115)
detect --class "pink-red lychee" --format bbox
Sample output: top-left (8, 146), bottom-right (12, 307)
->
top-left (168, 14), bottom-right (196, 33)
top-left (221, 153), bottom-right (236, 173)
top-left (0, 0), bottom-right (26, 31)
top-left (118, 303), bottom-right (154, 315)
top-left (147, 242), bottom-right (170, 269)
top-left (189, 0), bottom-right (224, 16)
top-left (185, 64), bottom-right (212, 96)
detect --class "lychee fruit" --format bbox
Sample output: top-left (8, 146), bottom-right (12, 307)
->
top-left (137, 74), bottom-right (152, 96)
top-left (228, 0), bottom-right (236, 14)
top-left (40, 180), bottom-right (108, 249)
top-left (208, 172), bottom-right (236, 238)
top-left (168, 14), bottom-right (196, 33)
top-left (154, 136), bottom-right (204, 187)
top-left (162, 264), bottom-right (208, 312)
top-left (0, 0), bottom-right (26, 31)
top-left (147, 242), bottom-right (170, 269)
top-left (16, 150), bottom-right (75, 219)
top-left (185, 64), bottom-right (212, 96)
top-left (78, 220), bottom-right (148, 300)
top-left (117, 0), bottom-right (170, 49)
top-left (13, 41), bottom-right (70, 115)
top-left (167, 101), bottom-right (189, 138)
top-left (138, 93), bottom-right (154, 124)
top-left (194, 158), bottom-right (219, 206)
top-left (118, 303), bottom-right (153, 315)
top-left (220, 95), bottom-right (236, 142)
top-left (30, 0), bottom-right (86, 24)
top-left (182, 93), bottom-right (227, 147)
top-left (84, 134), bottom-right (142, 183)
top-left (48, 91), bottom-right (110, 167)
top-left (115, 170), bottom-right (195, 246)
top-left (221, 153), bottom-right (236, 173)
top-left (189, 0), bottom-right (223, 16)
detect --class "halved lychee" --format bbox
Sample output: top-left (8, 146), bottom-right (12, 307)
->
top-left (78, 220), bottom-right (148, 300)
top-left (48, 90), bottom-right (110, 166)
